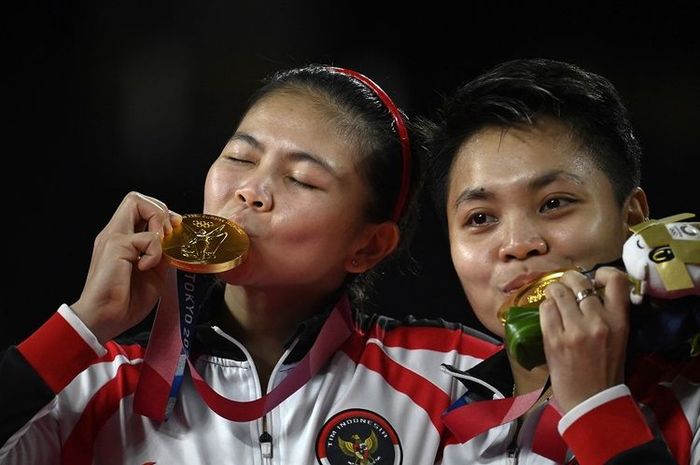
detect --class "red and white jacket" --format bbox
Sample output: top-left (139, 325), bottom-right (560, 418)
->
top-left (0, 298), bottom-right (500, 465)
top-left (440, 348), bottom-right (700, 465)
top-left (2, 296), bottom-right (697, 465)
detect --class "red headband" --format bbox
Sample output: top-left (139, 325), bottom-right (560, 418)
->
top-left (328, 67), bottom-right (411, 222)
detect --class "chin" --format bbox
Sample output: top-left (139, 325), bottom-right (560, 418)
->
top-left (217, 260), bottom-right (250, 284)
top-left (487, 323), bottom-right (505, 340)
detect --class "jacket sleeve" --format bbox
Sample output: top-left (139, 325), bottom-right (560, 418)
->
top-left (0, 346), bottom-right (55, 447)
top-left (0, 305), bottom-right (106, 464)
top-left (559, 385), bottom-right (678, 465)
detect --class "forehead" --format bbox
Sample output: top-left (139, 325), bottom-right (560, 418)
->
top-left (241, 89), bottom-right (336, 130)
top-left (236, 90), bottom-right (361, 164)
top-left (448, 119), bottom-right (599, 190)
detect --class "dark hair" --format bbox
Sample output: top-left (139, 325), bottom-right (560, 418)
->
top-left (419, 58), bottom-right (642, 227)
top-left (245, 64), bottom-right (423, 306)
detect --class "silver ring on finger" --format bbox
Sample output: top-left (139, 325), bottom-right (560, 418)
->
top-left (574, 287), bottom-right (598, 304)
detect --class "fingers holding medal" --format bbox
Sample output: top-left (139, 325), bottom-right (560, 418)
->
top-left (543, 270), bottom-right (602, 322)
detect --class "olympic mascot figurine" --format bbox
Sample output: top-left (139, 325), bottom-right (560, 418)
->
top-left (622, 213), bottom-right (700, 303)
top-left (621, 213), bottom-right (700, 357)
top-left (504, 213), bottom-right (700, 370)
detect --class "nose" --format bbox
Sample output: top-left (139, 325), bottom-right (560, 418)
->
top-left (235, 184), bottom-right (272, 211)
top-left (498, 220), bottom-right (548, 261)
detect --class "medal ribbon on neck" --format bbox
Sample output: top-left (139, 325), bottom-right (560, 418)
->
top-left (134, 268), bottom-right (353, 421)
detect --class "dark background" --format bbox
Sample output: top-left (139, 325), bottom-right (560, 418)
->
top-left (3, 3), bottom-right (698, 347)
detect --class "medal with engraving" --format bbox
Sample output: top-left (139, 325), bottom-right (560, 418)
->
top-left (162, 213), bottom-right (249, 273)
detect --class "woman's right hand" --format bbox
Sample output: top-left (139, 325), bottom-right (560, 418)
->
top-left (540, 267), bottom-right (631, 413)
top-left (70, 192), bottom-right (182, 344)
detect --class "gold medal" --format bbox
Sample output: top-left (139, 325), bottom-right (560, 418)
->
top-left (497, 270), bottom-right (566, 324)
top-left (162, 213), bottom-right (249, 274)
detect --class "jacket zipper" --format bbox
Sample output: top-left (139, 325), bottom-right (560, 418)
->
top-left (507, 445), bottom-right (520, 465)
top-left (506, 414), bottom-right (521, 465)
top-left (260, 414), bottom-right (273, 460)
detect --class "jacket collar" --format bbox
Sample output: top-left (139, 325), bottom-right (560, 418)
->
top-left (443, 348), bottom-right (514, 400)
top-left (195, 282), bottom-right (341, 363)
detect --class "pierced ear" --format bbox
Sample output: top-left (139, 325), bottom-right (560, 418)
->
top-left (625, 187), bottom-right (650, 230)
top-left (346, 222), bottom-right (400, 273)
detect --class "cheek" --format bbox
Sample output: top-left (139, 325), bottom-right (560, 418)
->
top-left (551, 217), bottom-right (626, 266)
top-left (449, 233), bottom-right (504, 336)
top-left (273, 206), bottom-right (357, 249)
top-left (450, 239), bottom-right (492, 296)
top-left (203, 165), bottom-right (234, 213)
top-left (449, 234), bottom-right (485, 282)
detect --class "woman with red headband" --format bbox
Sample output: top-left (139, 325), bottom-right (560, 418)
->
top-left (0, 65), bottom-right (498, 464)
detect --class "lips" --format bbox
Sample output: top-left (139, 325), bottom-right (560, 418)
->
top-left (233, 222), bottom-right (254, 240)
top-left (222, 211), bottom-right (253, 237)
top-left (502, 271), bottom-right (550, 294)
top-left (230, 217), bottom-right (249, 232)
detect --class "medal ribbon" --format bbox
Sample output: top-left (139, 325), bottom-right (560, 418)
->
top-left (442, 379), bottom-right (550, 442)
top-left (442, 386), bottom-right (543, 442)
top-left (443, 379), bottom-right (569, 463)
top-left (134, 268), bottom-right (354, 422)
top-left (188, 296), bottom-right (352, 421)
top-left (531, 402), bottom-right (568, 463)
top-left (133, 267), bottom-right (212, 420)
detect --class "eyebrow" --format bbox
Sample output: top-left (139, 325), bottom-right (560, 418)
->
top-left (452, 169), bottom-right (584, 210)
top-left (229, 132), bottom-right (339, 177)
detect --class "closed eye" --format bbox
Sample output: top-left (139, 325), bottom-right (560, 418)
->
top-left (288, 177), bottom-right (318, 190)
top-left (226, 156), bottom-right (254, 164)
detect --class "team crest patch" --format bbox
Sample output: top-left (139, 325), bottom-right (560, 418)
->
top-left (316, 409), bottom-right (402, 465)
